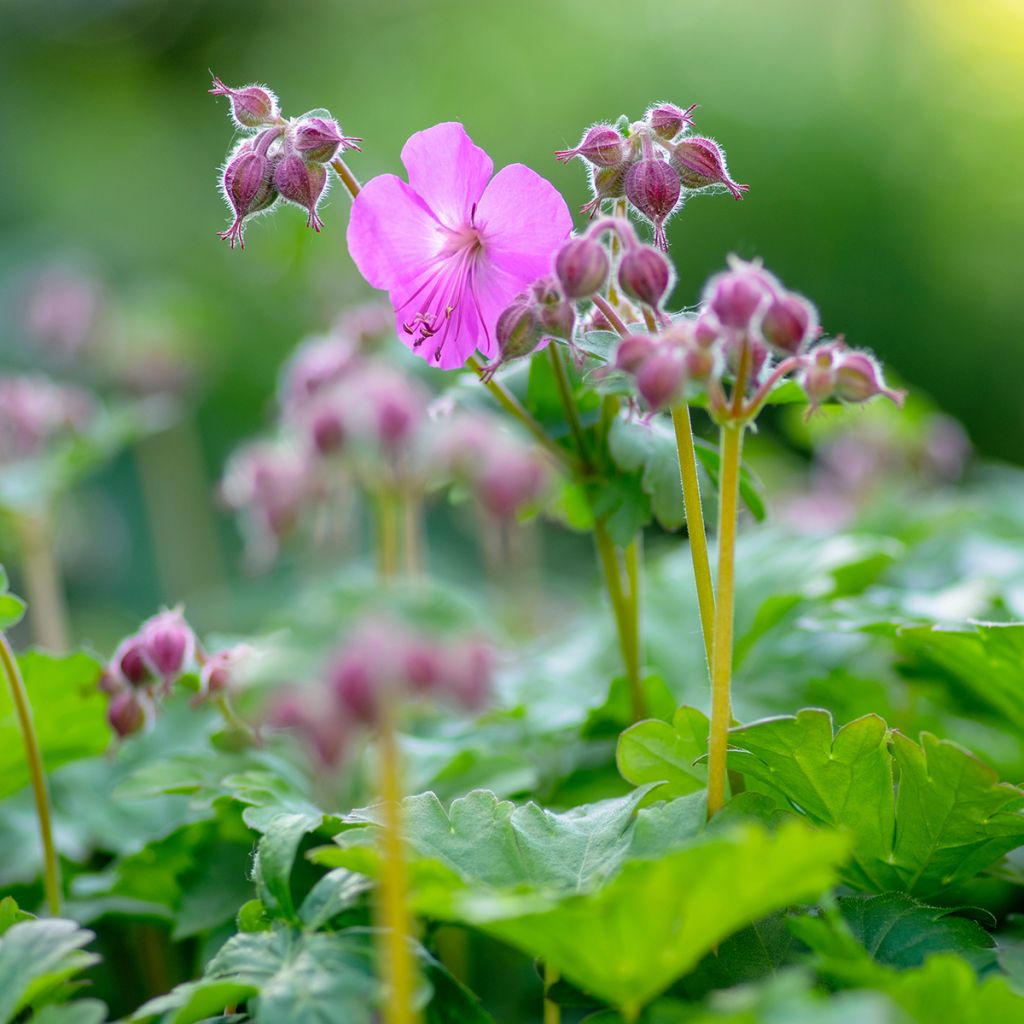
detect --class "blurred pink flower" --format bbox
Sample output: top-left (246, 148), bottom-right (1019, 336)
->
top-left (347, 122), bottom-right (572, 369)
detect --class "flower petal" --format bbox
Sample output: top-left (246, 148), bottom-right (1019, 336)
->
top-left (347, 174), bottom-right (445, 292)
top-left (401, 122), bottom-right (493, 231)
top-left (474, 163), bottom-right (573, 282)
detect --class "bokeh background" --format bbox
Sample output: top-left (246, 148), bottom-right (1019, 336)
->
top-left (1, 0), bottom-right (1022, 637)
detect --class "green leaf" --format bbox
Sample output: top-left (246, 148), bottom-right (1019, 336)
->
top-left (728, 710), bottom-right (1024, 896)
top-left (129, 979), bottom-right (260, 1024)
top-left (0, 896), bottom-right (31, 935)
top-left (616, 706), bottom-right (710, 800)
top-left (253, 812), bottom-right (324, 921)
top-left (0, 650), bottom-right (107, 800)
top-left (441, 821), bottom-right (848, 1018)
top-left (31, 1002), bottom-right (108, 1024)
top-left (0, 596), bottom-right (25, 631)
top-left (0, 917), bottom-right (100, 1023)
top-left (583, 674), bottom-right (676, 738)
top-left (692, 438), bottom-right (767, 522)
top-left (298, 869), bottom-right (372, 931)
top-left (608, 418), bottom-right (685, 532)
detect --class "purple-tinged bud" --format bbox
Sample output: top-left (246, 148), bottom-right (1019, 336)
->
top-left (704, 265), bottom-right (772, 330)
top-left (140, 608), bottom-right (195, 685)
top-left (445, 639), bottom-right (493, 712)
top-left (555, 124), bottom-right (627, 167)
top-left (663, 324), bottom-right (718, 383)
top-left (309, 404), bottom-right (346, 455)
top-left (834, 352), bottom-right (906, 406)
top-left (376, 393), bottom-right (418, 449)
top-left (495, 299), bottom-right (544, 362)
top-left (625, 159), bottom-right (681, 251)
top-left (108, 689), bottom-right (147, 738)
top-left (218, 137), bottom-right (278, 250)
top-left (618, 245), bottom-right (673, 308)
top-left (531, 276), bottom-right (575, 341)
top-left (268, 694), bottom-right (349, 767)
top-left (614, 334), bottom-right (657, 373)
top-left (758, 293), bottom-right (818, 356)
top-left (693, 313), bottom-right (721, 348)
top-left (799, 344), bottom-right (841, 408)
top-left (293, 116), bottom-right (362, 164)
top-left (114, 635), bottom-right (152, 688)
top-left (581, 163), bottom-right (629, 219)
top-left (476, 447), bottom-right (548, 520)
top-left (200, 644), bottom-right (252, 697)
top-left (401, 639), bottom-right (446, 696)
top-left (274, 155), bottom-right (328, 232)
top-left (328, 647), bottom-right (380, 726)
top-left (635, 346), bottom-right (687, 412)
top-left (646, 102), bottom-right (698, 142)
top-left (554, 237), bottom-right (610, 300)
top-left (671, 137), bottom-right (748, 200)
top-left (724, 334), bottom-right (770, 383)
top-left (209, 76), bottom-right (279, 129)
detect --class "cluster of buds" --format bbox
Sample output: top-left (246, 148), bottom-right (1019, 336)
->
top-left (556, 102), bottom-right (747, 249)
top-left (210, 76), bottom-right (361, 249)
top-left (0, 374), bottom-right (95, 464)
top-left (429, 410), bottom-right (551, 521)
top-left (21, 267), bottom-right (106, 363)
top-left (267, 617), bottom-right (493, 766)
top-left (99, 608), bottom-right (251, 738)
top-left (612, 256), bottom-right (904, 421)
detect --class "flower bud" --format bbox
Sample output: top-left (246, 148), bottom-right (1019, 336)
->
top-left (201, 644), bottom-right (251, 697)
top-left (834, 352), bottom-right (906, 406)
top-left (108, 689), bottom-right (147, 738)
top-left (293, 116), bottom-right (361, 163)
top-left (635, 346), bottom-right (687, 411)
top-left (625, 158), bottom-right (681, 250)
top-left (704, 264), bottom-right (772, 329)
top-left (268, 694), bottom-right (349, 767)
top-left (328, 647), bottom-right (380, 725)
top-left (476, 445), bottom-right (548, 520)
top-left (113, 635), bottom-right (152, 687)
top-left (218, 138), bottom-right (278, 250)
top-left (555, 124), bottom-right (627, 167)
top-left (646, 102), bottom-right (697, 141)
top-left (614, 334), bottom-right (657, 373)
top-left (495, 299), bottom-right (544, 363)
top-left (400, 639), bottom-right (446, 696)
top-left (309, 403), bottom-right (346, 454)
top-left (618, 245), bottom-right (673, 308)
top-left (532, 276), bottom-right (575, 341)
top-left (274, 155), bottom-right (328, 232)
top-left (758, 293), bottom-right (818, 356)
top-left (209, 76), bottom-right (279, 129)
top-left (554, 237), bottom-right (610, 300)
top-left (140, 608), bottom-right (195, 685)
top-left (670, 137), bottom-right (748, 200)
top-left (581, 163), bottom-right (629, 219)
top-left (445, 639), bottom-right (493, 712)
top-left (799, 344), bottom-right (841, 408)
top-left (724, 334), bottom-right (770, 383)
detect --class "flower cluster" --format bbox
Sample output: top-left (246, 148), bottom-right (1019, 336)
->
top-left (267, 617), bottom-right (493, 766)
top-left (557, 102), bottom-right (747, 248)
top-left (99, 608), bottom-right (251, 738)
top-left (210, 76), bottom-right (361, 249)
top-left (0, 374), bottom-right (95, 464)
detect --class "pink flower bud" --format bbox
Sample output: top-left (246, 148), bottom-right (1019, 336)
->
top-left (200, 644), bottom-right (251, 697)
top-left (218, 136), bottom-right (279, 250)
top-left (625, 158), bottom-right (681, 251)
top-left (140, 608), bottom-right (195, 685)
top-left (834, 352), bottom-right (906, 406)
top-left (758, 293), bottom-right (818, 356)
top-left (400, 639), bottom-right (447, 696)
top-left (309, 404), bottom-right (347, 455)
top-left (646, 102), bottom-right (698, 142)
top-left (476, 446), bottom-right (548, 520)
top-left (268, 694), bottom-right (349, 767)
top-left (799, 344), bottom-right (841, 408)
top-left (209, 76), bottom-right (279, 129)
top-left (107, 689), bottom-right (147, 738)
top-left (635, 346), bottom-right (687, 411)
top-left (724, 334), bottom-right (770, 383)
top-left (670, 137), bottom-right (748, 200)
top-left (618, 246), bottom-right (673, 308)
top-left (444, 639), bottom-right (493, 712)
top-left (704, 265), bottom-right (772, 329)
top-left (532, 276), bottom-right (575, 341)
top-left (581, 163), bottom-right (629, 219)
top-left (614, 334), bottom-right (657, 373)
top-left (555, 125), bottom-right (627, 167)
top-left (293, 116), bottom-right (362, 164)
top-left (554, 237), bottom-right (610, 300)
top-left (328, 646), bottom-right (381, 725)
top-left (274, 155), bottom-right (328, 232)
top-left (113, 635), bottom-right (152, 687)
top-left (495, 299), bottom-right (544, 362)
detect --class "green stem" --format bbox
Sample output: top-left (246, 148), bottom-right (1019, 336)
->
top-left (594, 521), bottom-right (645, 721)
top-left (215, 694), bottom-right (261, 746)
top-left (547, 345), bottom-right (591, 468)
top-left (543, 961), bottom-right (561, 1024)
top-left (376, 701), bottom-right (420, 1024)
top-left (374, 490), bottom-right (400, 580)
top-left (670, 405), bottom-right (715, 670)
top-left (15, 511), bottom-right (69, 652)
top-left (625, 535), bottom-right (643, 682)
top-left (400, 491), bottom-right (423, 577)
top-left (590, 294), bottom-right (630, 337)
top-left (0, 633), bottom-right (61, 915)
top-left (329, 155), bottom-right (362, 199)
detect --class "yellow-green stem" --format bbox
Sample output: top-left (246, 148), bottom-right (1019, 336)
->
top-left (707, 423), bottom-right (743, 818)
top-left (543, 962), bottom-right (561, 1024)
top-left (374, 490), bottom-right (400, 580)
top-left (594, 521), bottom-right (645, 721)
top-left (547, 345), bottom-right (590, 468)
top-left (0, 633), bottom-right (61, 915)
top-left (16, 512), bottom-right (69, 652)
top-left (376, 702), bottom-right (420, 1024)
top-left (625, 535), bottom-right (643, 678)
top-left (670, 405), bottom-right (716, 669)
top-left (329, 155), bottom-right (362, 199)
top-left (401, 492), bottom-right (423, 577)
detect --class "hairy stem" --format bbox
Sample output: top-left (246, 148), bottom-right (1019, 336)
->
top-left (376, 701), bottom-right (420, 1024)
top-left (590, 294), bottom-right (630, 338)
top-left (547, 345), bottom-right (591, 469)
top-left (329, 155), bottom-right (363, 200)
top-left (0, 633), bottom-right (61, 915)
top-left (671, 405), bottom-right (715, 669)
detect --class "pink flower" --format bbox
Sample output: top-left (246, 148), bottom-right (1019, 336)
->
top-left (346, 123), bottom-right (572, 370)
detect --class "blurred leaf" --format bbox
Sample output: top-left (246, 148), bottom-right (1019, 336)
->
top-left (253, 811), bottom-right (324, 921)
top-left (0, 917), bottom-right (100, 1023)
top-left (0, 896), bottom-right (31, 935)
top-left (692, 438), bottom-right (767, 522)
top-left (608, 418), bottom-right (684, 531)
top-left (583, 673), bottom-right (676, 738)
top-left (729, 709), bottom-right (1024, 896)
top-left (298, 869), bottom-right (372, 931)
top-left (31, 1002), bottom-right (108, 1024)
top-left (0, 650), bottom-right (106, 800)
top-left (616, 706), bottom-right (709, 799)
top-left (0, 583), bottom-right (25, 630)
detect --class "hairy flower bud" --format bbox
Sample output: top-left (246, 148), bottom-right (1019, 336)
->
top-left (581, 163), bottom-right (629, 219)
top-left (554, 237), bottom-right (610, 300)
top-left (476, 445), bottom-right (547, 520)
top-left (495, 298), bottom-right (544, 363)
top-left (218, 135), bottom-right (279, 249)
top-left (140, 608), bottom-right (195, 686)
top-left (625, 158), bottom-right (681, 250)
top-left (309, 403), bottom-right (347, 455)
top-left (646, 102), bottom-right (698, 141)
top-left (555, 124), bottom-right (627, 167)
top-left (834, 352), bottom-right (906, 406)
top-left (614, 334), bottom-right (657, 373)
top-left (328, 647), bottom-right (380, 725)
top-left (618, 245), bottom-right (673, 308)
top-left (704, 264), bottom-right (772, 329)
top-left (209, 76), bottom-right (279, 129)
top-left (113, 636), bottom-right (152, 688)
top-left (108, 689), bottom-right (147, 738)
top-left (758, 293), bottom-right (818, 356)
top-left (293, 116), bottom-right (361, 163)
top-left (799, 344), bottom-right (840, 408)
top-left (670, 137), bottom-right (748, 200)
top-left (532, 276), bottom-right (575, 340)
top-left (635, 346), bottom-right (687, 411)
top-left (274, 155), bottom-right (328, 232)
top-left (200, 646), bottom-right (249, 696)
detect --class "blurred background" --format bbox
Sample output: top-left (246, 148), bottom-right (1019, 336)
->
top-left (1, 0), bottom-right (1022, 642)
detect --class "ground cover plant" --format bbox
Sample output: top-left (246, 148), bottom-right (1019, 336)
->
top-left (2, 73), bottom-right (1024, 1024)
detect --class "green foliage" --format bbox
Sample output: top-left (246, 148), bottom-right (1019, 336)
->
top-left (729, 709), bottom-right (1024, 896)
top-left (0, 569), bottom-right (25, 630)
top-left (616, 706), bottom-right (710, 800)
